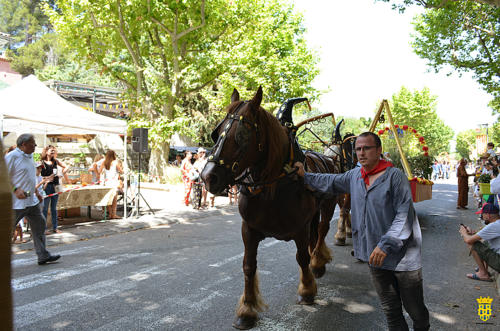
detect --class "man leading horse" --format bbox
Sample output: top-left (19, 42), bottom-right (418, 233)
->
top-left (295, 131), bottom-right (430, 331)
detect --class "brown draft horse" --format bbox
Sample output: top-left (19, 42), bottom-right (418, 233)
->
top-left (201, 87), bottom-right (342, 330)
top-left (323, 135), bottom-right (357, 246)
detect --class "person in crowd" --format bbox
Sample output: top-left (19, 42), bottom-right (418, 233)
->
top-left (193, 147), bottom-right (209, 209)
top-left (443, 161), bottom-right (450, 180)
top-left (459, 203), bottom-right (500, 282)
top-left (99, 150), bottom-right (123, 219)
top-left (228, 185), bottom-right (239, 205)
top-left (89, 154), bottom-right (104, 183)
top-left (180, 151), bottom-right (194, 206)
top-left (431, 161), bottom-right (439, 181)
top-left (5, 134), bottom-right (61, 265)
top-left (295, 132), bottom-right (429, 331)
top-left (456, 159), bottom-right (475, 210)
top-left (490, 166), bottom-right (500, 208)
top-left (487, 142), bottom-right (496, 158)
top-left (40, 145), bottom-right (68, 233)
top-left (116, 110), bottom-right (129, 120)
top-left (172, 154), bottom-right (182, 167)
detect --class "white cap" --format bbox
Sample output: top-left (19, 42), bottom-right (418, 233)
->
top-left (198, 147), bottom-right (206, 153)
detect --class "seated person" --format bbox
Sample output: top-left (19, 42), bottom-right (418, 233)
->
top-left (459, 203), bottom-right (500, 282)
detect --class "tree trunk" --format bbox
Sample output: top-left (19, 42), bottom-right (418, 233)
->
top-left (148, 141), bottom-right (171, 178)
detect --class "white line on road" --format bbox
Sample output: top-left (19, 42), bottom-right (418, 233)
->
top-left (12, 253), bottom-right (152, 291)
top-left (14, 263), bottom-right (173, 329)
top-left (11, 245), bottom-right (104, 267)
top-left (209, 239), bottom-right (281, 268)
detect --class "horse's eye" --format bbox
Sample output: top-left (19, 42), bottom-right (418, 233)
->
top-left (235, 122), bottom-right (250, 150)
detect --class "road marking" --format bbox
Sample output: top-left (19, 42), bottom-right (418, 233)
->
top-left (14, 263), bottom-right (174, 329)
top-left (12, 253), bottom-right (151, 291)
top-left (209, 239), bottom-right (281, 268)
top-left (94, 274), bottom-right (234, 329)
top-left (11, 245), bottom-right (104, 267)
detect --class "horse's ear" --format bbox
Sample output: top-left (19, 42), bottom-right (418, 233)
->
top-left (249, 86), bottom-right (263, 111)
top-left (231, 89), bottom-right (240, 103)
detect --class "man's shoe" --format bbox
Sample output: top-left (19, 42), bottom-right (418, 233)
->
top-left (38, 254), bottom-right (61, 265)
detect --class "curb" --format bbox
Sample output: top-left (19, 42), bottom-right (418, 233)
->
top-left (12, 204), bottom-right (238, 253)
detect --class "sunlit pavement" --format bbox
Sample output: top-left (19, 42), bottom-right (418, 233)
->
top-left (10, 179), bottom-right (499, 330)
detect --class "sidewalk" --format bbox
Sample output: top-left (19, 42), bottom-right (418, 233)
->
top-left (12, 183), bottom-right (239, 253)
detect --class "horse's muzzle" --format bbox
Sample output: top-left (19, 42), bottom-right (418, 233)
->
top-left (201, 162), bottom-right (231, 195)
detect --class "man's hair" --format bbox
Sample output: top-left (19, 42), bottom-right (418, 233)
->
top-left (358, 132), bottom-right (382, 147)
top-left (488, 142), bottom-right (494, 147)
top-left (16, 133), bottom-right (34, 147)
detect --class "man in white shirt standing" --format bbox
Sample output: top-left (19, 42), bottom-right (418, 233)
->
top-left (5, 134), bottom-right (60, 265)
top-left (459, 203), bottom-right (500, 281)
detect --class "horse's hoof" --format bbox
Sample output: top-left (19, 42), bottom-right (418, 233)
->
top-left (297, 294), bottom-right (315, 305)
top-left (312, 265), bottom-right (326, 278)
top-left (232, 316), bottom-right (257, 330)
top-left (334, 239), bottom-right (346, 246)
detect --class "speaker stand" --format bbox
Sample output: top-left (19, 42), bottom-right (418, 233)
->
top-left (131, 152), bottom-right (155, 218)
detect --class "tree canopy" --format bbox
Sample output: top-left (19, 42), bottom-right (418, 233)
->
top-left (455, 128), bottom-right (477, 159)
top-left (386, 86), bottom-right (454, 156)
top-left (47, 0), bottom-right (320, 175)
top-left (378, 0), bottom-right (500, 112)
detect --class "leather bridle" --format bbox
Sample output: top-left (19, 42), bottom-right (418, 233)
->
top-left (208, 101), bottom-right (263, 176)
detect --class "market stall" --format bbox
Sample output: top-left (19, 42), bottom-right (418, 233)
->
top-left (0, 75), bottom-right (130, 218)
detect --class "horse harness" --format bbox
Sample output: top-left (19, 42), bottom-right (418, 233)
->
top-left (208, 101), bottom-right (301, 196)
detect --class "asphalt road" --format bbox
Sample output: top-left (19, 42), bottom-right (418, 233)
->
top-left (11, 182), bottom-right (500, 330)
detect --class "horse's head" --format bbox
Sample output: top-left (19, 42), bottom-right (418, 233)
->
top-left (201, 87), bottom-right (265, 194)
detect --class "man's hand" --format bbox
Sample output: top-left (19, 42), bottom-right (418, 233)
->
top-left (459, 226), bottom-right (472, 236)
top-left (294, 162), bottom-right (305, 177)
top-left (369, 246), bottom-right (387, 267)
top-left (14, 188), bottom-right (27, 200)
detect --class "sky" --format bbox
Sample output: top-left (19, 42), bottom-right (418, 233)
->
top-left (292, 0), bottom-right (496, 135)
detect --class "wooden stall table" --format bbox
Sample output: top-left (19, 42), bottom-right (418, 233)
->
top-left (56, 185), bottom-right (116, 219)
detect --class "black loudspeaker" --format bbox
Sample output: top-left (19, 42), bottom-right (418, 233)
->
top-left (132, 128), bottom-right (149, 153)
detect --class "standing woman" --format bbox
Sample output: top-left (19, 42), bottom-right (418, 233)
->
top-left (99, 150), bottom-right (123, 219)
top-left (180, 151), bottom-right (194, 206)
top-left (40, 145), bottom-right (68, 233)
top-left (89, 154), bottom-right (104, 183)
top-left (457, 159), bottom-right (474, 210)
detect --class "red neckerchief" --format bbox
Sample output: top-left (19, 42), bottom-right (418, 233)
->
top-left (360, 159), bottom-right (393, 186)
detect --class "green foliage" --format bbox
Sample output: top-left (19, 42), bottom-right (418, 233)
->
top-left (386, 86), bottom-right (454, 156)
top-left (389, 152), bottom-right (432, 179)
top-left (33, 152), bottom-right (41, 162)
top-left (0, 0), bottom-right (54, 45)
top-left (377, 0), bottom-right (500, 114)
top-left (47, 0), bottom-right (320, 174)
top-left (478, 173), bottom-right (492, 183)
top-left (455, 129), bottom-right (477, 159)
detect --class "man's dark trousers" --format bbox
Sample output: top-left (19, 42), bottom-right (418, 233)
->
top-left (14, 203), bottom-right (50, 262)
top-left (370, 267), bottom-right (430, 331)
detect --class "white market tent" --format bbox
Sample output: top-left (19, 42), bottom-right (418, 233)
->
top-left (0, 75), bottom-right (130, 219)
top-left (0, 75), bottom-right (126, 135)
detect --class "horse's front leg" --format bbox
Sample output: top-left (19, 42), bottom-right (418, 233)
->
top-left (310, 201), bottom-right (334, 278)
top-left (334, 194), bottom-right (349, 246)
top-left (233, 221), bottom-right (266, 330)
top-left (295, 225), bottom-right (317, 305)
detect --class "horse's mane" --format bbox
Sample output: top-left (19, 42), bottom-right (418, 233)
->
top-left (227, 101), bottom-right (288, 181)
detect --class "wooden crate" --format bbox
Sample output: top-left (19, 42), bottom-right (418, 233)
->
top-left (410, 182), bottom-right (432, 203)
